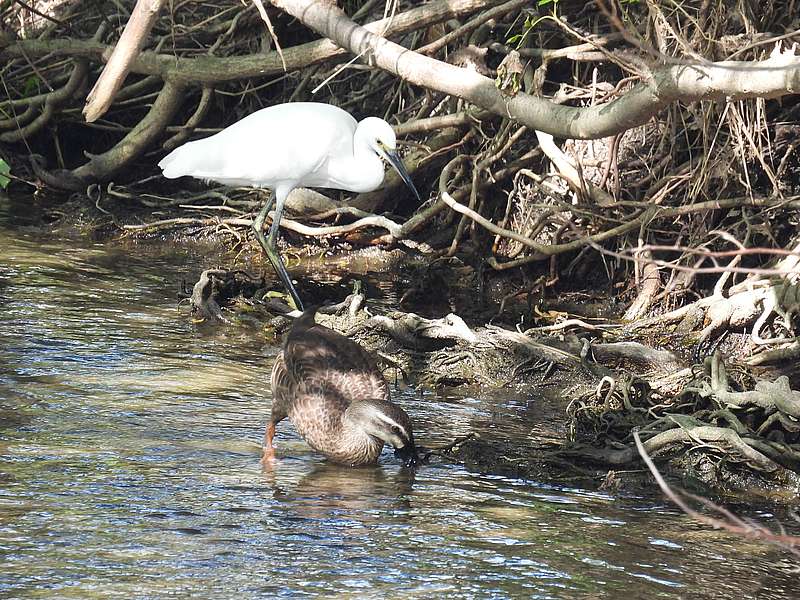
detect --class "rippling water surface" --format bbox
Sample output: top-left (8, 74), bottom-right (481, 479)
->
top-left (1, 196), bottom-right (798, 599)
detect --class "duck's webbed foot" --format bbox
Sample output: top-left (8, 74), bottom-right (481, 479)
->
top-left (261, 446), bottom-right (277, 467)
top-left (261, 422), bottom-right (277, 465)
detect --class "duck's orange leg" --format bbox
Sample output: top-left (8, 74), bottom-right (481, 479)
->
top-left (261, 422), bottom-right (277, 464)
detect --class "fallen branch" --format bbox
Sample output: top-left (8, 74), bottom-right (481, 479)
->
top-left (0, 0), bottom-right (498, 87)
top-left (634, 432), bottom-right (800, 557)
top-left (269, 0), bottom-right (800, 139)
top-left (123, 206), bottom-right (402, 239)
top-left (83, 0), bottom-right (165, 122)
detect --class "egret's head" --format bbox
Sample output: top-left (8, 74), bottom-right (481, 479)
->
top-left (360, 117), bottom-right (397, 156)
top-left (360, 117), bottom-right (421, 203)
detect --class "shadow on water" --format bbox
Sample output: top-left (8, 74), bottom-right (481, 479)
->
top-left (1, 193), bottom-right (799, 599)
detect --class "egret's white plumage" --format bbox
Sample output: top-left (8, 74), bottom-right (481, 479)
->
top-left (158, 102), bottom-right (419, 310)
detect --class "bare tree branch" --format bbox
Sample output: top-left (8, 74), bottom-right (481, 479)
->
top-left (0, 0), bottom-right (499, 86)
top-left (83, 0), bottom-right (166, 123)
top-left (268, 0), bottom-right (800, 140)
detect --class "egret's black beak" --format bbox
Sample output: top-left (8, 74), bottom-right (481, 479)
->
top-left (394, 442), bottom-right (420, 469)
top-left (385, 149), bottom-right (421, 203)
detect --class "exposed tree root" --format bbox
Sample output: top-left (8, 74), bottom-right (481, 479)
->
top-left (565, 349), bottom-right (800, 497)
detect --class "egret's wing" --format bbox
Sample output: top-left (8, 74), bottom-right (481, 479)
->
top-left (159, 103), bottom-right (357, 187)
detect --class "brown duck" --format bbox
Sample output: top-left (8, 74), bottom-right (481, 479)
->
top-left (266, 307), bottom-right (418, 467)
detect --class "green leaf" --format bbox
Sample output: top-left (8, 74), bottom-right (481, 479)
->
top-left (22, 76), bottom-right (39, 97)
top-left (0, 159), bottom-right (10, 189)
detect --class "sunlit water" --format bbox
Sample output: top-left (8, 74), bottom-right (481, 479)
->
top-left (1, 196), bottom-right (798, 599)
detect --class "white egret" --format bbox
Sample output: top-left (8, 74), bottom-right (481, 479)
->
top-left (158, 102), bottom-right (421, 310)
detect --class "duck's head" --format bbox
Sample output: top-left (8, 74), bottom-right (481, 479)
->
top-left (346, 399), bottom-right (419, 468)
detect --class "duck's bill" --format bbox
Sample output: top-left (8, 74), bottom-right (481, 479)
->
top-left (394, 443), bottom-right (420, 468)
top-left (385, 150), bottom-right (421, 203)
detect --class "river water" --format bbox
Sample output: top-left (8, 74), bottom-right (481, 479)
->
top-left (0, 195), bottom-right (798, 599)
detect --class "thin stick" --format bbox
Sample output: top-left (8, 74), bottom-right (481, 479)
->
top-left (421, 432), bottom-right (477, 462)
top-left (634, 431), bottom-right (800, 555)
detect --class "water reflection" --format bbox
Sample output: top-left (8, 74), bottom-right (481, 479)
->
top-left (1, 195), bottom-right (799, 598)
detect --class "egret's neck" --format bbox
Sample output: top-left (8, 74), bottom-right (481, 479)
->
top-left (326, 151), bottom-right (384, 194)
top-left (313, 126), bottom-right (386, 194)
top-left (338, 125), bottom-right (386, 193)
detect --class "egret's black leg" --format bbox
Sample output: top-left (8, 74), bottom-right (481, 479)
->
top-left (251, 190), bottom-right (304, 310)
